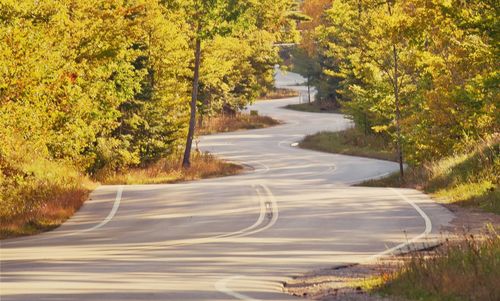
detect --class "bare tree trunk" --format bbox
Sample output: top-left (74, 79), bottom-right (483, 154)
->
top-left (393, 44), bottom-right (404, 181)
top-left (182, 36), bottom-right (201, 168)
top-left (307, 75), bottom-right (311, 103)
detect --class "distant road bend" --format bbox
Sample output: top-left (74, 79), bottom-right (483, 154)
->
top-left (0, 70), bottom-right (453, 301)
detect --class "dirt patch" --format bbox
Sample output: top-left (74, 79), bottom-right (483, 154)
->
top-left (283, 205), bottom-right (499, 301)
top-left (441, 203), bottom-right (500, 234)
top-left (285, 263), bottom-right (399, 300)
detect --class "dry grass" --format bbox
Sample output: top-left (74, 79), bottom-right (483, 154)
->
top-left (0, 188), bottom-right (92, 239)
top-left (261, 88), bottom-right (299, 100)
top-left (0, 160), bottom-right (96, 239)
top-left (300, 129), bottom-right (397, 162)
top-left (1, 153), bottom-right (242, 239)
top-left (197, 113), bottom-right (280, 135)
top-left (375, 228), bottom-right (500, 301)
top-left (102, 152), bottom-right (243, 185)
top-left (362, 137), bottom-right (499, 214)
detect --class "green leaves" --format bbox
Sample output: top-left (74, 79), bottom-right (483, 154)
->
top-left (0, 0), bottom-right (296, 224)
top-left (298, 0), bottom-right (498, 165)
top-left (0, 0), bottom-right (294, 175)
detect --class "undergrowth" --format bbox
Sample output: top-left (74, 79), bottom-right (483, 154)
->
top-left (261, 88), bottom-right (299, 99)
top-left (375, 228), bottom-right (500, 301)
top-left (0, 158), bottom-right (95, 239)
top-left (102, 152), bottom-right (242, 185)
top-left (300, 129), bottom-right (396, 162)
top-left (362, 136), bottom-right (499, 214)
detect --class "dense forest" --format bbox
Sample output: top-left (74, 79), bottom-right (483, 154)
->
top-left (0, 0), bottom-right (300, 230)
top-left (1, 0), bottom-right (498, 234)
top-left (293, 0), bottom-right (499, 171)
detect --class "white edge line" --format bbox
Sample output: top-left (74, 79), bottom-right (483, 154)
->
top-left (345, 171), bottom-right (392, 186)
top-left (2, 185), bottom-right (125, 243)
top-left (215, 275), bottom-right (259, 301)
top-left (217, 187), bottom-right (433, 300)
top-left (367, 188), bottom-right (432, 261)
top-left (81, 185), bottom-right (123, 233)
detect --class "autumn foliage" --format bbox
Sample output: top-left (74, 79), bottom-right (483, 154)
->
top-left (0, 0), bottom-right (298, 236)
top-left (295, 0), bottom-right (499, 165)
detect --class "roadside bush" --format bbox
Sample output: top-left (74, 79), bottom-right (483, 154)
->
top-left (101, 151), bottom-right (242, 185)
top-left (378, 228), bottom-right (500, 301)
top-left (0, 154), bottom-right (91, 238)
top-left (89, 137), bottom-right (140, 181)
top-left (197, 113), bottom-right (280, 135)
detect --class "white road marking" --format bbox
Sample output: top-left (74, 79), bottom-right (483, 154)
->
top-left (216, 187), bottom-right (434, 301)
top-left (165, 184), bottom-right (271, 243)
top-left (2, 186), bottom-right (125, 244)
top-left (215, 185), bottom-right (267, 238)
top-left (232, 184), bottom-right (279, 237)
top-left (215, 275), bottom-right (259, 301)
top-left (215, 184), bottom-right (280, 299)
top-left (345, 171), bottom-right (393, 185)
top-left (366, 188), bottom-right (432, 261)
top-left (129, 184), bottom-right (275, 250)
top-left (81, 186), bottom-right (124, 232)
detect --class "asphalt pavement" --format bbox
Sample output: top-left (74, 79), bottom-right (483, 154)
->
top-left (0, 70), bottom-right (454, 301)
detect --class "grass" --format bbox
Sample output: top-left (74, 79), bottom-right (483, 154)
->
top-left (300, 129), bottom-right (498, 214)
top-left (362, 136), bottom-right (499, 214)
top-left (102, 152), bottom-right (243, 185)
top-left (299, 128), bottom-right (397, 162)
top-left (260, 88), bottom-right (299, 100)
top-left (300, 130), bottom-right (499, 300)
top-left (284, 101), bottom-right (341, 113)
top-left (373, 229), bottom-right (500, 301)
top-left (197, 113), bottom-right (280, 135)
top-left (0, 159), bottom-right (96, 239)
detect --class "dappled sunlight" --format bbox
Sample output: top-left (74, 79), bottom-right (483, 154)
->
top-left (2, 182), bottom-right (447, 300)
top-left (1, 70), bottom-right (454, 301)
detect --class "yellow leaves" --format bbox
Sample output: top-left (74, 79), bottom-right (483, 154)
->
top-left (323, 68), bottom-right (344, 79)
top-left (372, 125), bottom-right (390, 133)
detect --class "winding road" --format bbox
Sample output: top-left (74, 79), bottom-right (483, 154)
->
top-left (0, 70), bottom-right (454, 301)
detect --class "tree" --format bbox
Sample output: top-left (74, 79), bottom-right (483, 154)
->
top-left (291, 47), bottom-right (321, 103)
top-left (1, 0), bottom-right (299, 222)
top-left (312, 0), bottom-right (418, 179)
top-left (114, 1), bottom-right (191, 167)
top-left (178, 0), bottom-right (247, 168)
top-left (296, 0), bottom-right (498, 170)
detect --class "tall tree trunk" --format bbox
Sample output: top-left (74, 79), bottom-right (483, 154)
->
top-left (182, 36), bottom-right (202, 168)
top-left (307, 75), bottom-right (311, 103)
top-left (392, 44), bottom-right (404, 181)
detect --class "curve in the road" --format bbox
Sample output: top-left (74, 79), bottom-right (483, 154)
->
top-left (0, 70), bottom-right (454, 301)
top-left (81, 186), bottom-right (124, 233)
